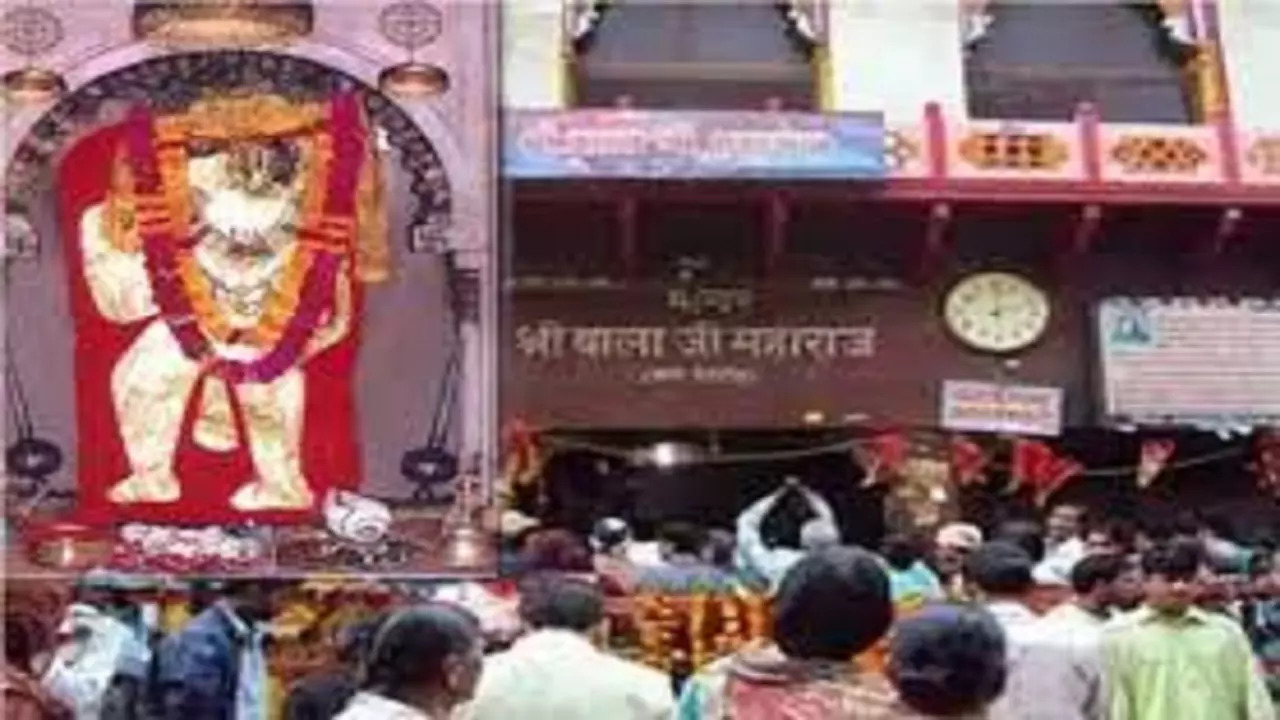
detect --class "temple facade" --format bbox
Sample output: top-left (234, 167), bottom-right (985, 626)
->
top-left (501, 1), bottom-right (1280, 540)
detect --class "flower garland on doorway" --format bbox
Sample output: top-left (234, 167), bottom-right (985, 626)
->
top-left (118, 91), bottom-right (365, 385)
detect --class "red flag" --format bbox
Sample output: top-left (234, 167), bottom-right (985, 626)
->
top-left (948, 435), bottom-right (989, 487)
top-left (1254, 431), bottom-right (1280, 498)
top-left (1136, 439), bottom-right (1176, 488)
top-left (857, 432), bottom-right (910, 487)
top-left (501, 419), bottom-right (543, 489)
top-left (1011, 439), bottom-right (1084, 507)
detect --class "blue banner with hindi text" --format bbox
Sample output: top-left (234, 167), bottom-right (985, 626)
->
top-left (504, 109), bottom-right (885, 180)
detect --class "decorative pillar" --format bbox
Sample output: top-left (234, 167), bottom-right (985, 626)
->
top-left (451, 255), bottom-right (492, 503)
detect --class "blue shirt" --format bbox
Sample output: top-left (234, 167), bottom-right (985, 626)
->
top-left (886, 561), bottom-right (944, 609)
top-left (219, 604), bottom-right (268, 720)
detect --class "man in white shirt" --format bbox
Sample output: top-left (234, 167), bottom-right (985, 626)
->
top-left (461, 574), bottom-right (673, 720)
top-left (431, 582), bottom-right (522, 646)
top-left (42, 578), bottom-right (151, 720)
top-left (734, 478), bottom-right (839, 590)
top-left (1036, 503), bottom-right (1088, 586)
top-left (968, 541), bottom-right (1069, 720)
top-left (1032, 552), bottom-right (1136, 720)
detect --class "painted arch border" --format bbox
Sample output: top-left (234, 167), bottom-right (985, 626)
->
top-left (1, 39), bottom-right (481, 251)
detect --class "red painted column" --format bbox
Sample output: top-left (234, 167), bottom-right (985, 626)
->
top-left (1075, 103), bottom-right (1103, 185)
top-left (924, 102), bottom-right (948, 182)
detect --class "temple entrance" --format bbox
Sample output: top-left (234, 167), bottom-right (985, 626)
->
top-left (522, 426), bottom-right (1274, 552)
top-left (532, 431), bottom-right (884, 547)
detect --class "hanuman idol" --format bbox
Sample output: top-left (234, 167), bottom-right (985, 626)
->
top-left (61, 92), bottom-right (388, 522)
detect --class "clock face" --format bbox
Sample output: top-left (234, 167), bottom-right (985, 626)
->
top-left (942, 272), bottom-right (1051, 354)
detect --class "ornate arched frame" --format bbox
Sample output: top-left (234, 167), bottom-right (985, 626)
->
top-left (958, 1), bottom-right (1210, 122)
top-left (961, 0), bottom-right (1200, 52)
top-left (564, 1), bottom-right (828, 110)
top-left (3, 46), bottom-right (465, 258)
top-left (1, 42), bottom-right (497, 496)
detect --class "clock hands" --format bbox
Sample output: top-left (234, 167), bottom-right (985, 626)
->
top-left (988, 282), bottom-right (1006, 320)
top-left (944, 272), bottom-right (1050, 354)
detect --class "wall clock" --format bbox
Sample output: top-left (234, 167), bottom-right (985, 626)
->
top-left (942, 271), bottom-right (1051, 354)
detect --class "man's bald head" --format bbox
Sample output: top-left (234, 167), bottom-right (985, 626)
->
top-left (800, 518), bottom-right (840, 550)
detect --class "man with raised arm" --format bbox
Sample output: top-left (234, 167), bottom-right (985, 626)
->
top-left (734, 477), bottom-right (841, 591)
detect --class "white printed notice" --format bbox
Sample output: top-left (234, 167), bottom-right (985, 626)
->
top-left (1097, 298), bottom-right (1280, 425)
top-left (940, 380), bottom-right (1064, 437)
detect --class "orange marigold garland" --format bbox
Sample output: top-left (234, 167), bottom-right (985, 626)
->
top-left (123, 93), bottom-right (364, 384)
top-left (153, 118), bottom-right (326, 349)
top-left (631, 593), bottom-right (772, 674)
top-left (688, 592), bottom-right (710, 670)
top-left (501, 419), bottom-right (545, 490)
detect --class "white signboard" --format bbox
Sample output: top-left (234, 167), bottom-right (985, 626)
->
top-left (1098, 298), bottom-right (1280, 425)
top-left (941, 380), bottom-right (1064, 437)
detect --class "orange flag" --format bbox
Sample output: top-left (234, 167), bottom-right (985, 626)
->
top-left (501, 419), bottom-right (543, 488)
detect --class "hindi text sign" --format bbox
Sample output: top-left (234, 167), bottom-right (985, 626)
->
top-left (1098, 298), bottom-right (1280, 425)
top-left (514, 321), bottom-right (876, 365)
top-left (940, 380), bottom-right (1064, 437)
top-left (504, 110), bottom-right (884, 179)
top-left (504, 288), bottom-right (1073, 429)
